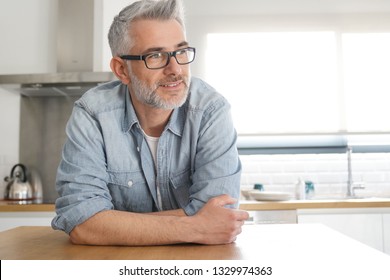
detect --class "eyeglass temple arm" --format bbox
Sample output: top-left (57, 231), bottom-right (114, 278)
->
top-left (119, 55), bottom-right (143, 60)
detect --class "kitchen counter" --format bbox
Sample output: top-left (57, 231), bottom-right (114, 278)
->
top-left (0, 224), bottom-right (386, 260)
top-left (0, 201), bottom-right (55, 212)
top-left (1, 224), bottom-right (389, 279)
top-left (239, 198), bottom-right (390, 211)
top-left (1, 198), bottom-right (390, 212)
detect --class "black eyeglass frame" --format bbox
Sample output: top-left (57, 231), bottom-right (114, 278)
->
top-left (119, 47), bottom-right (196, 69)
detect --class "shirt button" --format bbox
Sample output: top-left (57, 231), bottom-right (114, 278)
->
top-left (136, 146), bottom-right (140, 152)
top-left (127, 180), bottom-right (133, 187)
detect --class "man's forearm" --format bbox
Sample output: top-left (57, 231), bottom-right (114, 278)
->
top-left (69, 209), bottom-right (192, 246)
top-left (69, 195), bottom-right (249, 246)
top-left (147, 208), bottom-right (186, 216)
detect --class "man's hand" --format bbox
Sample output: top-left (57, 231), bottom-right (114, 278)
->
top-left (189, 194), bottom-right (249, 244)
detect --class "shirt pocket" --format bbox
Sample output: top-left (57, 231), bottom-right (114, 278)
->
top-left (169, 168), bottom-right (192, 208)
top-left (107, 170), bottom-right (153, 212)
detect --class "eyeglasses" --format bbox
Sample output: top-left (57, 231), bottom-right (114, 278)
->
top-left (120, 47), bottom-right (196, 70)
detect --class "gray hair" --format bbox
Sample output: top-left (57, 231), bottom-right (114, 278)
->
top-left (108, 0), bottom-right (186, 57)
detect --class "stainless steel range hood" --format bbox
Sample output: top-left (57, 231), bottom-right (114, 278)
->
top-left (0, 0), bottom-right (115, 97)
top-left (0, 72), bottom-right (115, 97)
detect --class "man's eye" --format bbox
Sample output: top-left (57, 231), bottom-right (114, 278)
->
top-left (148, 53), bottom-right (163, 60)
top-left (176, 49), bottom-right (187, 56)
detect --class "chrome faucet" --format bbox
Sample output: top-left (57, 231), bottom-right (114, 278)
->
top-left (347, 147), bottom-right (353, 197)
top-left (346, 146), bottom-right (365, 198)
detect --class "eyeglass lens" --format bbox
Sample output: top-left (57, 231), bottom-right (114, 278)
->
top-left (145, 48), bottom-right (195, 69)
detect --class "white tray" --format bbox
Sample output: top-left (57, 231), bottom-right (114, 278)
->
top-left (250, 191), bottom-right (294, 201)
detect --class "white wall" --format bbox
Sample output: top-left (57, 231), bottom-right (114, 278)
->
top-left (183, 0), bottom-right (390, 16)
top-left (99, 0), bottom-right (137, 72)
top-left (0, 0), bottom-right (57, 75)
top-left (0, 88), bottom-right (20, 198)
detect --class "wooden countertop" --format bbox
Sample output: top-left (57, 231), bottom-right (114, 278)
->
top-left (0, 224), bottom-right (388, 261)
top-left (0, 201), bottom-right (55, 212)
top-left (1, 224), bottom-right (390, 280)
top-left (1, 198), bottom-right (390, 212)
top-left (1, 225), bottom-right (389, 279)
top-left (0, 226), bottom-right (242, 260)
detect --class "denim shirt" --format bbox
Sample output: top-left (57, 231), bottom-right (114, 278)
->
top-left (51, 77), bottom-right (241, 234)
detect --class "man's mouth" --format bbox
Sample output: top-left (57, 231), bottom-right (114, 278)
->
top-left (159, 81), bottom-right (182, 88)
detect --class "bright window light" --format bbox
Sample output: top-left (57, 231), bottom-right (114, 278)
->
top-left (206, 32), bottom-right (339, 134)
top-left (343, 33), bottom-right (390, 132)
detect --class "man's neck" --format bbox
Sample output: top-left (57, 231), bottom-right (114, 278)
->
top-left (130, 93), bottom-right (173, 137)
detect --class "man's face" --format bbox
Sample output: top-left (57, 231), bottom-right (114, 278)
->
top-left (126, 19), bottom-right (191, 110)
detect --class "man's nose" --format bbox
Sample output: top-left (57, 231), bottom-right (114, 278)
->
top-left (163, 55), bottom-right (182, 75)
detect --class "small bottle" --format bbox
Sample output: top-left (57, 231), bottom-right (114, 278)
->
top-left (254, 183), bottom-right (264, 191)
top-left (305, 181), bottom-right (315, 200)
top-left (295, 178), bottom-right (306, 200)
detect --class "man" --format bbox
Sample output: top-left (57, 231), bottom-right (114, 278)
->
top-left (51, 0), bottom-right (248, 246)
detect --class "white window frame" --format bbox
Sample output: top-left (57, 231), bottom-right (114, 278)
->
top-left (191, 14), bottom-right (390, 153)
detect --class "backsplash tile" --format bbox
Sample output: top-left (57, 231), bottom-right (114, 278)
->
top-left (240, 153), bottom-right (390, 199)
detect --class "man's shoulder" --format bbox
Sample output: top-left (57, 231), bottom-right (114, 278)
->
top-left (188, 77), bottom-right (229, 111)
top-left (76, 80), bottom-right (126, 113)
top-left (189, 77), bottom-right (219, 97)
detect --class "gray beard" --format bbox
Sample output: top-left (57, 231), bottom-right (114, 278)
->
top-left (129, 72), bottom-right (190, 110)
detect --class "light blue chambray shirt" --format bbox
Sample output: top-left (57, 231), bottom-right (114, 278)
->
top-left (51, 77), bottom-right (241, 234)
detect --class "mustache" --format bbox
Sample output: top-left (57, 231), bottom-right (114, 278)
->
top-left (157, 75), bottom-right (189, 86)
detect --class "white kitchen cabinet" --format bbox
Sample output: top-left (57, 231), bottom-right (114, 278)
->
top-left (248, 210), bottom-right (297, 224)
top-left (383, 214), bottom-right (390, 255)
top-left (0, 0), bottom-right (57, 74)
top-left (297, 208), bottom-right (388, 253)
top-left (0, 212), bottom-right (55, 232)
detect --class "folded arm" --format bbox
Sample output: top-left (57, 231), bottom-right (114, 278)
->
top-left (69, 195), bottom-right (249, 246)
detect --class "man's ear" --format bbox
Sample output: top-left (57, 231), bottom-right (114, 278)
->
top-left (110, 57), bottom-right (130, 84)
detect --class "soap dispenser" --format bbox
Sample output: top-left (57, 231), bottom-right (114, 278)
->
top-left (295, 178), bottom-right (306, 200)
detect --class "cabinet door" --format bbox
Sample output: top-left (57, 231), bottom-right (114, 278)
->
top-left (0, 212), bottom-right (55, 232)
top-left (383, 214), bottom-right (390, 255)
top-left (298, 213), bottom-right (383, 252)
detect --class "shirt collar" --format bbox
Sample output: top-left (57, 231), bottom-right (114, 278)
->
top-left (166, 99), bottom-right (187, 137)
top-left (122, 84), bottom-right (188, 137)
top-left (122, 84), bottom-right (139, 133)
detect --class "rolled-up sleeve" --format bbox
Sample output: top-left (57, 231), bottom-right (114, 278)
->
top-left (183, 96), bottom-right (241, 216)
top-left (51, 102), bottom-right (113, 234)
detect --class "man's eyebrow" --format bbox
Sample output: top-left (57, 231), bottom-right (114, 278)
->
top-left (142, 41), bottom-right (190, 54)
top-left (176, 41), bottom-right (189, 48)
top-left (143, 47), bottom-right (164, 54)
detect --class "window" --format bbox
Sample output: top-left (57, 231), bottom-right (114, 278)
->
top-left (343, 33), bottom-right (390, 132)
top-left (205, 32), bottom-right (390, 136)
